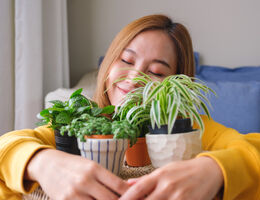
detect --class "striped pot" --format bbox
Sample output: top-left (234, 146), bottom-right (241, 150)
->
top-left (77, 137), bottom-right (128, 175)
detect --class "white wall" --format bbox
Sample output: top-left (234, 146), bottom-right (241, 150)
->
top-left (68, 0), bottom-right (260, 86)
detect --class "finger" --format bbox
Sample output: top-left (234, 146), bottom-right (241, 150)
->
top-left (127, 177), bottom-right (141, 186)
top-left (96, 167), bottom-right (129, 195)
top-left (76, 194), bottom-right (95, 200)
top-left (119, 175), bottom-right (156, 200)
top-left (145, 188), bottom-right (168, 200)
top-left (57, 190), bottom-right (94, 200)
top-left (86, 180), bottom-right (119, 200)
top-left (84, 196), bottom-right (94, 200)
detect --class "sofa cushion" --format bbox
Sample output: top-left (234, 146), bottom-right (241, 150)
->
top-left (195, 62), bottom-right (260, 82)
top-left (201, 81), bottom-right (260, 134)
top-left (194, 53), bottom-right (260, 134)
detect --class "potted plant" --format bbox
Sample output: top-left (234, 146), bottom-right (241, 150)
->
top-left (37, 88), bottom-right (98, 155)
top-left (61, 112), bottom-right (138, 174)
top-left (38, 88), bottom-right (138, 174)
top-left (114, 73), bottom-right (215, 168)
top-left (113, 74), bottom-right (152, 167)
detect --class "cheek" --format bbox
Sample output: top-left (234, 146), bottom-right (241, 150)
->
top-left (107, 66), bottom-right (123, 88)
top-left (106, 64), bottom-right (126, 105)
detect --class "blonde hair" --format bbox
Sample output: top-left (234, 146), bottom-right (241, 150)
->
top-left (93, 14), bottom-right (195, 108)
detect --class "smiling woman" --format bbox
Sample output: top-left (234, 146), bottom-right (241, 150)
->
top-left (105, 30), bottom-right (177, 106)
top-left (94, 15), bottom-right (195, 108)
top-left (0, 14), bottom-right (260, 200)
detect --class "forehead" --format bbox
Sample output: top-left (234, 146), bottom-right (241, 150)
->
top-left (123, 30), bottom-right (176, 60)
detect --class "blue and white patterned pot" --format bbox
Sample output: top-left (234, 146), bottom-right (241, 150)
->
top-left (77, 138), bottom-right (128, 175)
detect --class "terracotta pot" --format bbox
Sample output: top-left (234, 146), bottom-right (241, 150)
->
top-left (78, 135), bottom-right (128, 175)
top-left (125, 137), bottom-right (151, 167)
top-left (85, 135), bottom-right (114, 139)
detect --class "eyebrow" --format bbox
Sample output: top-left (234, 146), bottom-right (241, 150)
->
top-left (152, 59), bottom-right (170, 68)
top-left (124, 48), bottom-right (137, 55)
top-left (124, 48), bottom-right (170, 68)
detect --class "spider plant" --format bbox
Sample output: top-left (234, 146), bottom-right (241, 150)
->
top-left (112, 71), bottom-right (153, 137)
top-left (113, 71), bottom-right (215, 136)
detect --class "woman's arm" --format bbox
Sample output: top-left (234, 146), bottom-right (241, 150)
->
top-left (197, 115), bottom-right (260, 200)
top-left (26, 148), bottom-right (129, 200)
top-left (120, 116), bottom-right (260, 200)
top-left (120, 156), bottom-right (223, 200)
top-left (0, 126), bottom-right (129, 199)
top-left (0, 126), bottom-right (55, 196)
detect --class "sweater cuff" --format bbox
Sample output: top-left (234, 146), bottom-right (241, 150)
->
top-left (197, 148), bottom-right (257, 200)
top-left (0, 141), bottom-right (54, 194)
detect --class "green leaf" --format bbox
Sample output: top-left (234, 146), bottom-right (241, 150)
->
top-left (170, 79), bottom-right (192, 101)
top-left (143, 81), bottom-right (154, 103)
top-left (126, 106), bottom-right (142, 121)
top-left (90, 100), bottom-right (98, 107)
top-left (200, 101), bottom-right (211, 119)
top-left (48, 107), bottom-right (65, 112)
top-left (131, 76), bottom-right (149, 86)
top-left (91, 107), bottom-right (103, 116)
top-left (129, 109), bottom-right (144, 123)
top-left (144, 84), bottom-right (163, 105)
top-left (190, 107), bottom-right (204, 136)
top-left (77, 106), bottom-right (91, 114)
top-left (49, 100), bottom-right (65, 107)
top-left (70, 88), bottom-right (83, 99)
top-left (39, 109), bottom-right (50, 117)
top-left (167, 96), bottom-right (180, 134)
top-left (151, 99), bottom-right (161, 128)
top-left (56, 112), bottom-right (71, 124)
top-left (101, 105), bottom-right (115, 114)
top-left (36, 121), bottom-right (48, 126)
top-left (69, 95), bottom-right (90, 109)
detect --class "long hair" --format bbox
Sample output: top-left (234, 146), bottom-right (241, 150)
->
top-left (93, 14), bottom-right (195, 108)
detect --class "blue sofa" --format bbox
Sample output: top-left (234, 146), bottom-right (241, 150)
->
top-left (194, 52), bottom-right (260, 134)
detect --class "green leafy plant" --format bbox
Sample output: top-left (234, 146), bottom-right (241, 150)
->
top-left (113, 72), bottom-right (216, 136)
top-left (37, 88), bottom-right (114, 130)
top-left (60, 113), bottom-right (138, 146)
top-left (37, 88), bottom-right (138, 146)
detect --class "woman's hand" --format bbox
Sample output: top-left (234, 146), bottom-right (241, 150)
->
top-left (120, 156), bottom-right (224, 200)
top-left (25, 149), bottom-right (129, 200)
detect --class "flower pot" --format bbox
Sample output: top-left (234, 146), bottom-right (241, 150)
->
top-left (125, 137), bottom-right (151, 167)
top-left (148, 118), bottom-right (193, 134)
top-left (54, 130), bottom-right (80, 155)
top-left (146, 129), bottom-right (202, 168)
top-left (85, 135), bottom-right (114, 139)
top-left (77, 135), bottom-right (128, 175)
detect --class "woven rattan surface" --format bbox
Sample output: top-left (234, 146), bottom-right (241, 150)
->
top-left (22, 164), bottom-right (155, 200)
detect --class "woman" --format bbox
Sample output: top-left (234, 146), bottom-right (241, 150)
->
top-left (0, 14), bottom-right (259, 200)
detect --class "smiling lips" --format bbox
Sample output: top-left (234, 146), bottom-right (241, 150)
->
top-left (117, 85), bottom-right (135, 95)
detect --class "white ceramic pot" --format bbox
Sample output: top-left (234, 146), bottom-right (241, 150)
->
top-left (77, 138), bottom-right (128, 175)
top-left (146, 130), bottom-right (202, 168)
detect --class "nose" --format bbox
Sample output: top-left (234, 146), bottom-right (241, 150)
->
top-left (127, 69), bottom-right (139, 79)
top-left (126, 66), bottom-right (145, 87)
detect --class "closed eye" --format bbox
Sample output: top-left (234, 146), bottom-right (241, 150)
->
top-left (121, 59), bottom-right (133, 65)
top-left (149, 71), bottom-right (163, 77)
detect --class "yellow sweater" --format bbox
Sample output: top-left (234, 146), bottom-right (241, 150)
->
top-left (0, 116), bottom-right (260, 200)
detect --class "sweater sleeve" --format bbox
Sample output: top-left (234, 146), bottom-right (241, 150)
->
top-left (0, 126), bottom-right (56, 197)
top-left (195, 115), bottom-right (260, 200)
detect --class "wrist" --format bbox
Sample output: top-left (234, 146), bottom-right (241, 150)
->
top-left (25, 148), bottom-right (55, 181)
top-left (196, 156), bottom-right (224, 188)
